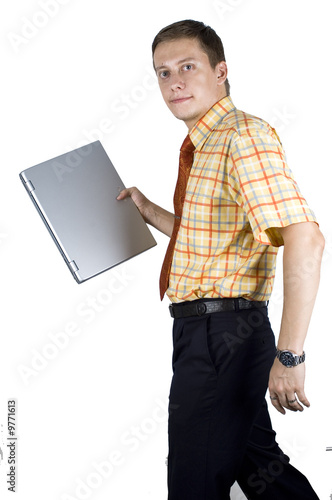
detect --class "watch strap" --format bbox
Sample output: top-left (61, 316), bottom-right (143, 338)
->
top-left (276, 349), bottom-right (306, 367)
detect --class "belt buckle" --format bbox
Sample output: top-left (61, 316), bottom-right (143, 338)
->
top-left (196, 302), bottom-right (207, 316)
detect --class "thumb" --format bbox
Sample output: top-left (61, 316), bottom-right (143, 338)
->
top-left (117, 187), bottom-right (133, 200)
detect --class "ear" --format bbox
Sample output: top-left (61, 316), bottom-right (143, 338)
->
top-left (216, 61), bottom-right (228, 86)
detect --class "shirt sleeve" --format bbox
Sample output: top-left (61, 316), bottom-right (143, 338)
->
top-left (228, 127), bottom-right (317, 247)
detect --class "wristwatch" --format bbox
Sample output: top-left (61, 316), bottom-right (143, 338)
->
top-left (276, 349), bottom-right (305, 368)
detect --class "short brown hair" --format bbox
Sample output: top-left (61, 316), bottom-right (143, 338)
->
top-left (152, 20), bottom-right (230, 95)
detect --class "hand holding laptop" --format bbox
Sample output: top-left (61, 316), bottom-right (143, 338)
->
top-left (20, 141), bottom-right (157, 283)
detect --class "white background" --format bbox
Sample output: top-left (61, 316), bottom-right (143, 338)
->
top-left (1, 0), bottom-right (331, 498)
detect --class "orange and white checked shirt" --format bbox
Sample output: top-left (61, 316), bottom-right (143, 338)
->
top-left (166, 96), bottom-right (317, 303)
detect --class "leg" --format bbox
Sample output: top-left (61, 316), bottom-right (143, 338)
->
top-left (167, 304), bottom-right (276, 499)
top-left (236, 400), bottom-right (319, 499)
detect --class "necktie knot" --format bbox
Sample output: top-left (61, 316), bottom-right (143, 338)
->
top-left (180, 134), bottom-right (195, 155)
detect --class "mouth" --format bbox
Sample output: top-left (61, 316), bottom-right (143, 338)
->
top-left (170, 96), bottom-right (193, 105)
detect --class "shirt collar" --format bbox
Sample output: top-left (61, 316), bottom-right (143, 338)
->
top-left (189, 96), bottom-right (236, 151)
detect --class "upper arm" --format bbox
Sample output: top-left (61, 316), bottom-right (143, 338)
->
top-left (229, 130), bottom-right (318, 248)
top-left (277, 221), bottom-right (324, 248)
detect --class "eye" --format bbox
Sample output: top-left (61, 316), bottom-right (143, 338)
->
top-left (183, 64), bottom-right (193, 71)
top-left (158, 70), bottom-right (169, 79)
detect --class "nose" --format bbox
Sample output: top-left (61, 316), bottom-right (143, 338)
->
top-left (170, 74), bottom-right (185, 91)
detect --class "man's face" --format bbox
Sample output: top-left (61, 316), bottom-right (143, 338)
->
top-left (153, 37), bottom-right (227, 130)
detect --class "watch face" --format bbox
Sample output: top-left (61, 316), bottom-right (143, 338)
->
top-left (279, 351), bottom-right (295, 367)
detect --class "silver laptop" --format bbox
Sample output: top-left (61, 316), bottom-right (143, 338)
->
top-left (19, 140), bottom-right (157, 283)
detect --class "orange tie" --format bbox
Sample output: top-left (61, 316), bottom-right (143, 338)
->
top-left (159, 135), bottom-right (195, 300)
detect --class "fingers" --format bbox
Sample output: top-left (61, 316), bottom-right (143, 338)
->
top-left (268, 359), bottom-right (310, 415)
top-left (296, 389), bottom-right (310, 409)
top-left (285, 395), bottom-right (303, 412)
top-left (269, 394), bottom-right (286, 415)
top-left (268, 393), bottom-right (299, 414)
top-left (116, 187), bottom-right (151, 224)
top-left (117, 187), bottom-right (136, 200)
top-left (269, 391), bottom-right (310, 414)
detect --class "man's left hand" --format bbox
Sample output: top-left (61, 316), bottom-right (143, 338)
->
top-left (268, 359), bottom-right (310, 415)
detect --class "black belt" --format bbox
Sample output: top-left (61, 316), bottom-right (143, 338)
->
top-left (169, 298), bottom-right (268, 319)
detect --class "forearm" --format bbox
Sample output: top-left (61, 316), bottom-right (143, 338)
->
top-left (268, 223), bottom-right (324, 414)
top-left (277, 223), bottom-right (325, 353)
top-left (145, 201), bottom-right (175, 237)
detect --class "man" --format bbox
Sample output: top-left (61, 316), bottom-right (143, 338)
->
top-left (117, 20), bottom-right (324, 499)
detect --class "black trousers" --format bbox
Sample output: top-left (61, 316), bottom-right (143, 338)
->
top-left (167, 301), bottom-right (319, 499)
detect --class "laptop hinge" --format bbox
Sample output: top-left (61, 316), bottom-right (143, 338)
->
top-left (69, 260), bottom-right (79, 273)
top-left (25, 180), bottom-right (35, 193)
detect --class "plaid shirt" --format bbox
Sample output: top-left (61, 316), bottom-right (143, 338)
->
top-left (167, 96), bottom-right (317, 303)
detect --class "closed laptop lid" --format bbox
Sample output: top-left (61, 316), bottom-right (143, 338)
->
top-left (19, 140), bottom-right (157, 283)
